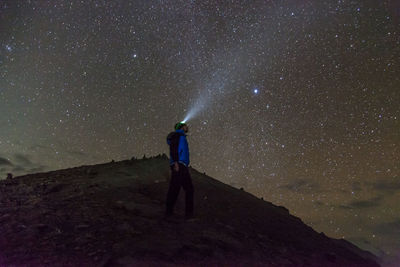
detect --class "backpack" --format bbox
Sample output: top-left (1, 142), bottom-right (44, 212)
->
top-left (166, 131), bottom-right (182, 146)
top-left (167, 131), bottom-right (183, 161)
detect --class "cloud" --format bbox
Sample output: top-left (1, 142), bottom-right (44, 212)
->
top-left (66, 150), bottom-right (87, 157)
top-left (345, 236), bottom-right (387, 259)
top-left (351, 181), bottom-right (362, 192)
top-left (0, 157), bottom-right (12, 166)
top-left (12, 166), bottom-right (25, 172)
top-left (313, 200), bottom-right (325, 207)
top-left (338, 195), bottom-right (383, 210)
top-left (280, 178), bottom-right (321, 193)
top-left (371, 180), bottom-right (400, 194)
top-left (28, 166), bottom-right (46, 173)
top-left (0, 153), bottom-right (48, 179)
top-left (29, 144), bottom-right (50, 150)
top-left (14, 153), bottom-right (33, 166)
top-left (371, 219), bottom-right (400, 237)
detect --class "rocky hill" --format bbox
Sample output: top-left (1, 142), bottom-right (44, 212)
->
top-left (0, 155), bottom-right (380, 266)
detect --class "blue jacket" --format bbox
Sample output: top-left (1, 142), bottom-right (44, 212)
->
top-left (167, 129), bottom-right (190, 166)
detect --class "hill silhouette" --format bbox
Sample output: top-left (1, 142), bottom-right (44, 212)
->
top-left (0, 155), bottom-right (380, 266)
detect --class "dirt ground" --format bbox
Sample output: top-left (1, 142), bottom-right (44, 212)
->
top-left (0, 155), bottom-right (380, 266)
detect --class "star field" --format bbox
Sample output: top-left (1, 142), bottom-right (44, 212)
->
top-left (0, 0), bottom-right (399, 264)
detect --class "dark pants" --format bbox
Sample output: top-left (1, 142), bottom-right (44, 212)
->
top-left (166, 163), bottom-right (194, 217)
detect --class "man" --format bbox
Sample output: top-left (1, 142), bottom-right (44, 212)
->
top-left (165, 122), bottom-right (194, 219)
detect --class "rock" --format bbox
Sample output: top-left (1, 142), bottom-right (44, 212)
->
top-left (88, 183), bottom-right (99, 188)
top-left (98, 254), bottom-right (113, 266)
top-left (115, 201), bottom-right (140, 213)
top-left (112, 243), bottom-right (124, 251)
top-left (76, 224), bottom-right (90, 230)
top-left (0, 213), bottom-right (11, 221)
top-left (88, 251), bottom-right (98, 257)
top-left (86, 168), bottom-right (98, 176)
top-left (5, 180), bottom-right (18, 186)
top-left (35, 223), bottom-right (48, 230)
top-left (325, 252), bottom-right (337, 262)
top-left (44, 183), bottom-right (65, 194)
top-left (16, 224), bottom-right (27, 231)
top-left (116, 256), bottom-right (136, 265)
top-left (0, 157), bottom-right (381, 267)
top-left (26, 196), bottom-right (42, 206)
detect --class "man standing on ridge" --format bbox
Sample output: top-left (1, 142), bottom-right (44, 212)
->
top-left (166, 122), bottom-right (194, 220)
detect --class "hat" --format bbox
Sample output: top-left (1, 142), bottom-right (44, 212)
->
top-left (175, 121), bottom-right (187, 130)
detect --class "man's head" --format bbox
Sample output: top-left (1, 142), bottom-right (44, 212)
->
top-left (175, 122), bottom-right (189, 133)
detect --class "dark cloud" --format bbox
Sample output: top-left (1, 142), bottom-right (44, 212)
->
top-left (66, 150), bottom-right (87, 157)
top-left (280, 179), bottom-right (321, 193)
top-left (371, 219), bottom-right (400, 236)
top-left (0, 154), bottom-right (48, 177)
top-left (345, 236), bottom-right (386, 259)
top-left (0, 157), bottom-right (12, 166)
top-left (338, 196), bottom-right (383, 210)
top-left (14, 154), bottom-right (33, 166)
top-left (351, 181), bottom-right (362, 192)
top-left (28, 166), bottom-right (46, 173)
top-left (12, 166), bottom-right (25, 172)
top-left (371, 180), bottom-right (400, 194)
top-left (29, 144), bottom-right (51, 151)
top-left (313, 201), bottom-right (325, 207)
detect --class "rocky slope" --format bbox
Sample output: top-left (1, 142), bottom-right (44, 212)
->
top-left (0, 155), bottom-right (380, 266)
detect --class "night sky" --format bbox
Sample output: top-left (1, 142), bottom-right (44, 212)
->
top-left (0, 0), bottom-right (399, 263)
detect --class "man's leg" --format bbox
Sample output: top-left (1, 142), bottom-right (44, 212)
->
top-left (181, 165), bottom-right (194, 218)
top-left (166, 166), bottom-right (181, 216)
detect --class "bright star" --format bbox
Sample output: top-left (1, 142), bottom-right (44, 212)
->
top-left (253, 88), bottom-right (259, 94)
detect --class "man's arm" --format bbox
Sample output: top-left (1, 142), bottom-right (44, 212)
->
top-left (170, 133), bottom-right (180, 171)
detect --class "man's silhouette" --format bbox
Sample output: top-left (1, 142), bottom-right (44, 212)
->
top-left (166, 122), bottom-right (194, 219)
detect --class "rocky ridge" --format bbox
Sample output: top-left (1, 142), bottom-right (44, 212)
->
top-left (0, 155), bottom-right (380, 266)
